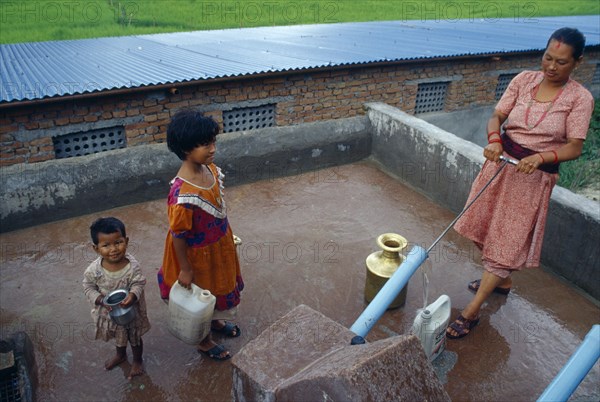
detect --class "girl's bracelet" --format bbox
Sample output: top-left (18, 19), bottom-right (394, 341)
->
top-left (537, 153), bottom-right (545, 164)
top-left (487, 130), bottom-right (501, 139)
top-left (488, 138), bottom-right (502, 144)
top-left (551, 150), bottom-right (558, 164)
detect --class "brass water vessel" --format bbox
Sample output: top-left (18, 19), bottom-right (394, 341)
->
top-left (364, 233), bottom-right (408, 309)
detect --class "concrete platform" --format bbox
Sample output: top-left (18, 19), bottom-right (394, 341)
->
top-left (0, 161), bottom-right (599, 401)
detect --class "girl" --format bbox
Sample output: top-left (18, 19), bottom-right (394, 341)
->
top-left (160, 109), bottom-right (243, 361)
top-left (83, 217), bottom-right (151, 379)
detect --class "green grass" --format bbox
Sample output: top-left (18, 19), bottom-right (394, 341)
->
top-left (558, 100), bottom-right (600, 193)
top-left (0, 0), bottom-right (599, 44)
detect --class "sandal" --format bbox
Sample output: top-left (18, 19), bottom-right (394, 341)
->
top-left (198, 344), bottom-right (231, 361)
top-left (211, 321), bottom-right (241, 338)
top-left (446, 314), bottom-right (480, 339)
top-left (468, 279), bottom-right (511, 295)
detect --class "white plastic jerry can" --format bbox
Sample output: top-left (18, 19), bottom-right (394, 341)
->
top-left (410, 294), bottom-right (451, 362)
top-left (168, 282), bottom-right (216, 344)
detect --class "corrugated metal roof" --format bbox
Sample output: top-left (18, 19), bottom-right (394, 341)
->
top-left (1, 15), bottom-right (599, 104)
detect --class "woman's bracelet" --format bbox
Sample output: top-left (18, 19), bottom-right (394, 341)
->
top-left (487, 130), bottom-right (501, 139)
top-left (551, 150), bottom-right (558, 164)
top-left (488, 138), bottom-right (502, 144)
top-left (537, 153), bottom-right (545, 164)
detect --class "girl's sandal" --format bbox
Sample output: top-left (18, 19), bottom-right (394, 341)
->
top-left (198, 344), bottom-right (231, 361)
top-left (446, 314), bottom-right (480, 339)
top-left (211, 321), bottom-right (241, 338)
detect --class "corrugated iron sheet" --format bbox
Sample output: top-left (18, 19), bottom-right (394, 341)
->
top-left (1, 15), bottom-right (598, 103)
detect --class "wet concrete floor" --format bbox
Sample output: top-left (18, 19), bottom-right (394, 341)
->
top-left (1, 160), bottom-right (599, 401)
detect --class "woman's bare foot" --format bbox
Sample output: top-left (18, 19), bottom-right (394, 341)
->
top-left (105, 353), bottom-right (127, 370)
top-left (128, 360), bottom-right (144, 380)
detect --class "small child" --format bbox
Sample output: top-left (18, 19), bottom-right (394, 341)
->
top-left (83, 217), bottom-right (151, 379)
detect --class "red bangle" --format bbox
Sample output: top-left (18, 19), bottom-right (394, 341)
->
top-left (537, 153), bottom-right (545, 164)
top-left (551, 150), bottom-right (558, 164)
top-left (487, 131), bottom-right (501, 138)
top-left (488, 138), bottom-right (502, 144)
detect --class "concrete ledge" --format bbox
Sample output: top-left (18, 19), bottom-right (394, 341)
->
top-left (217, 115), bottom-right (370, 186)
top-left (0, 116), bottom-right (370, 232)
top-left (366, 102), bottom-right (600, 300)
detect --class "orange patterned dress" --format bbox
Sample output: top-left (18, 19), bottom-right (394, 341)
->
top-left (454, 71), bottom-right (593, 278)
top-left (161, 163), bottom-right (243, 311)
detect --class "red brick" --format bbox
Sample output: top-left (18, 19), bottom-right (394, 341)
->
top-left (142, 105), bottom-right (163, 114)
top-left (165, 101), bottom-right (190, 109)
top-left (28, 154), bottom-right (54, 163)
top-left (0, 125), bottom-right (18, 134)
top-left (30, 138), bottom-right (51, 146)
top-left (0, 156), bottom-right (25, 166)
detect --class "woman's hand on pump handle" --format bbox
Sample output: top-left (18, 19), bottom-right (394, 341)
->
top-left (484, 142), bottom-right (541, 174)
top-left (515, 154), bottom-right (543, 174)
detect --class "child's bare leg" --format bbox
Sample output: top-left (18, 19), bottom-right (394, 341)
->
top-left (105, 346), bottom-right (127, 370)
top-left (128, 339), bottom-right (144, 380)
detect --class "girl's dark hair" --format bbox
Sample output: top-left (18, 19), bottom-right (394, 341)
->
top-left (547, 27), bottom-right (586, 59)
top-left (90, 217), bottom-right (126, 245)
top-left (167, 109), bottom-right (220, 160)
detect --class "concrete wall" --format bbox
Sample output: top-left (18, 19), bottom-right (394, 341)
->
top-left (0, 116), bottom-right (370, 232)
top-left (420, 105), bottom-right (495, 147)
top-left (366, 102), bottom-right (600, 301)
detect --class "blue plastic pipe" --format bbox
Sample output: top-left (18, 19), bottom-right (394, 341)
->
top-left (537, 325), bottom-right (600, 402)
top-left (350, 245), bottom-right (428, 339)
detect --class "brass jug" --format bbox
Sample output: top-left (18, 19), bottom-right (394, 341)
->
top-left (364, 233), bottom-right (408, 309)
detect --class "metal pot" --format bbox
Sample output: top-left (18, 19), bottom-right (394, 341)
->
top-left (103, 289), bottom-right (136, 326)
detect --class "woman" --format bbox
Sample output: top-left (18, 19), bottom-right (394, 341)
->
top-left (446, 27), bottom-right (594, 339)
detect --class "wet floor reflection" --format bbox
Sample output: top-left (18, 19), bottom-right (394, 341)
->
top-left (0, 161), bottom-right (598, 401)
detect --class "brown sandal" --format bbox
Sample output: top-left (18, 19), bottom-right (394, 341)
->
top-left (446, 314), bottom-right (480, 339)
top-left (468, 279), bottom-right (511, 295)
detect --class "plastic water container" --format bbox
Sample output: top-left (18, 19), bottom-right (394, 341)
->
top-left (410, 294), bottom-right (451, 362)
top-left (168, 282), bottom-right (216, 344)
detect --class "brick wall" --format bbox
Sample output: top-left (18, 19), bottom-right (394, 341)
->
top-left (0, 50), bottom-right (597, 167)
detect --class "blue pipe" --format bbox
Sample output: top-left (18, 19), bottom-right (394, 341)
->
top-left (350, 245), bottom-right (428, 339)
top-left (537, 325), bottom-right (600, 402)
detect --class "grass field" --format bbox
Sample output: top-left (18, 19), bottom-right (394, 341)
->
top-left (0, 0), bottom-right (599, 44)
top-left (558, 102), bottom-right (600, 194)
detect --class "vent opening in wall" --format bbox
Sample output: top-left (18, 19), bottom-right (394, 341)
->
top-left (414, 82), bottom-right (448, 114)
top-left (495, 73), bottom-right (518, 100)
top-left (52, 126), bottom-right (127, 159)
top-left (222, 104), bottom-right (275, 133)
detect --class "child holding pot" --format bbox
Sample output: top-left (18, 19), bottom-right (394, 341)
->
top-left (83, 217), bottom-right (151, 379)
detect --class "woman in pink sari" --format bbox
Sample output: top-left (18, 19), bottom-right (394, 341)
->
top-left (447, 27), bottom-right (594, 339)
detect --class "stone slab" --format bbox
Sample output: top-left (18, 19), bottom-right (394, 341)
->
top-left (231, 304), bottom-right (449, 402)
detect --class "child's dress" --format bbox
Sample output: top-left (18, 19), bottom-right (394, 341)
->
top-left (160, 163), bottom-right (243, 315)
top-left (83, 253), bottom-right (151, 346)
